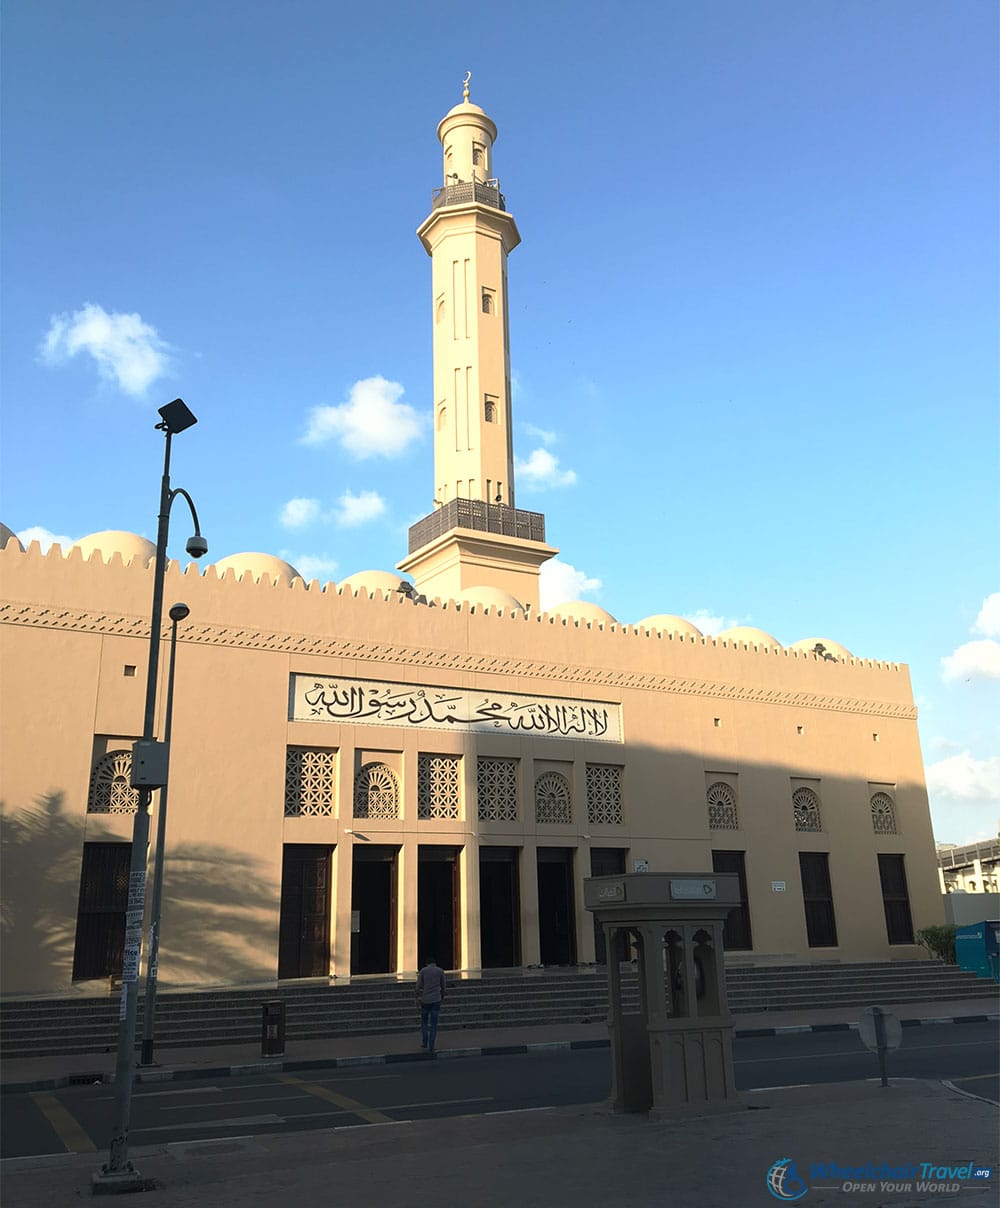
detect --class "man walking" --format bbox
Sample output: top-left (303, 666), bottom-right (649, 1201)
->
top-left (416, 956), bottom-right (447, 1054)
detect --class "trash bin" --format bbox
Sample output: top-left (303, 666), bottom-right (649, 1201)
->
top-left (261, 1000), bottom-right (286, 1057)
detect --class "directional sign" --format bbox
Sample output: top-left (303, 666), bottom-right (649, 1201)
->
top-left (858, 1006), bottom-right (902, 1052)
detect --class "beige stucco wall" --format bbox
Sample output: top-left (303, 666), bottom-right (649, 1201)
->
top-left (0, 541), bottom-right (943, 995)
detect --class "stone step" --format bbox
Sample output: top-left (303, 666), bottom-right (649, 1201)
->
top-left (1, 963), bottom-right (988, 1058)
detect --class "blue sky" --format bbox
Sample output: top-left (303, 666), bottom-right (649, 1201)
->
top-left (2, 1), bottom-right (997, 844)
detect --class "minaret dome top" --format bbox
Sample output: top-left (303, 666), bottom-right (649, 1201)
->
top-left (437, 72), bottom-right (498, 183)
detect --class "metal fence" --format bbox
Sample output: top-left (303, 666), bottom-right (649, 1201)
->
top-left (431, 179), bottom-right (506, 212)
top-left (408, 498), bottom-right (545, 553)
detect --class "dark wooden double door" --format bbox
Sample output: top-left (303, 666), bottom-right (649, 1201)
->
top-left (278, 845), bottom-right (333, 979)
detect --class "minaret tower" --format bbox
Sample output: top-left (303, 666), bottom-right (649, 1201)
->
top-left (398, 76), bottom-right (556, 609)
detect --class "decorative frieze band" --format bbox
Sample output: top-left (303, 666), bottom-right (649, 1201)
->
top-left (0, 601), bottom-right (918, 721)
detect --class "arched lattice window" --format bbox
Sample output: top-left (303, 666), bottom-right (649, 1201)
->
top-left (535, 771), bottom-right (572, 824)
top-left (88, 750), bottom-right (139, 814)
top-left (706, 781), bottom-right (738, 830)
top-left (793, 786), bottom-right (822, 832)
top-left (285, 748), bottom-right (336, 817)
top-left (354, 763), bottom-right (399, 819)
top-left (418, 754), bottom-right (461, 819)
top-left (871, 791), bottom-right (898, 835)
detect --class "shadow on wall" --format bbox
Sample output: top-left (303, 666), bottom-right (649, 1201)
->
top-left (1, 792), bottom-right (82, 992)
top-left (154, 841), bottom-right (279, 987)
top-left (0, 792), bottom-right (279, 994)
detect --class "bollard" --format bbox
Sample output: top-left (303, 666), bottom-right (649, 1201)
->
top-left (261, 1000), bottom-right (286, 1057)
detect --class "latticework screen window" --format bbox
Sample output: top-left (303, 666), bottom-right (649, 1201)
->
top-left (535, 771), bottom-right (572, 824)
top-left (418, 754), bottom-right (462, 819)
top-left (477, 757), bottom-right (519, 821)
top-left (793, 787), bottom-right (823, 832)
top-left (285, 747), bottom-right (336, 817)
top-left (871, 791), bottom-right (898, 835)
top-left (354, 762), bottom-right (399, 819)
top-left (706, 781), bottom-right (738, 830)
top-left (586, 764), bottom-right (624, 825)
top-left (88, 750), bottom-right (139, 814)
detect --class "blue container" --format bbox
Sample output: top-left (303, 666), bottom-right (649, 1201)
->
top-left (955, 920), bottom-right (1000, 981)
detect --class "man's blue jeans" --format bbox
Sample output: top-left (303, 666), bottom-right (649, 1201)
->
top-left (420, 1002), bottom-right (441, 1051)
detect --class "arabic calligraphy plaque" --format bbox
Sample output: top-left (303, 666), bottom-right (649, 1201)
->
top-left (290, 674), bottom-right (622, 742)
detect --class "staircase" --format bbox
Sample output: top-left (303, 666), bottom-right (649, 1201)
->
top-left (0, 962), bottom-right (990, 1059)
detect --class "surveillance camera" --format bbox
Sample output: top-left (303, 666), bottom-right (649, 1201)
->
top-left (185, 534), bottom-right (208, 559)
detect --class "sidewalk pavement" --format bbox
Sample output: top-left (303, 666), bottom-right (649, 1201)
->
top-left (2, 998), bottom-right (997, 1208)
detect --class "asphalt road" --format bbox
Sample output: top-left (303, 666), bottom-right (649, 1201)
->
top-left (2, 1023), bottom-right (996, 1160)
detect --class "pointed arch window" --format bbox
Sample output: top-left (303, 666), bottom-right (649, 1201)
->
top-left (353, 763), bottom-right (399, 819)
top-left (792, 787), bottom-right (822, 832)
top-left (534, 772), bottom-right (572, 824)
top-left (88, 750), bottom-right (139, 814)
top-left (706, 781), bottom-right (738, 830)
top-left (871, 792), bottom-right (898, 835)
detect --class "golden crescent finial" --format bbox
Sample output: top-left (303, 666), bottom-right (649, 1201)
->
top-left (462, 70), bottom-right (471, 102)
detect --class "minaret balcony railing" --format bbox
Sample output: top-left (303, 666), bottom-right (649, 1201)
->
top-left (408, 497), bottom-right (545, 553)
top-left (431, 178), bottom-right (506, 212)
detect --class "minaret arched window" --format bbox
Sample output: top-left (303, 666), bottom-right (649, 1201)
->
top-left (482, 289), bottom-right (495, 315)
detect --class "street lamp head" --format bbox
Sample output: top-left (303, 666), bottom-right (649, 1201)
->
top-left (157, 398), bottom-right (198, 435)
top-left (185, 533), bottom-right (208, 559)
top-left (168, 602), bottom-right (191, 623)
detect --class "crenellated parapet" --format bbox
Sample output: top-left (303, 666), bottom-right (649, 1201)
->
top-left (0, 537), bottom-right (906, 680)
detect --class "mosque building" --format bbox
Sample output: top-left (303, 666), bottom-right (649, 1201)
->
top-left (0, 83), bottom-right (943, 995)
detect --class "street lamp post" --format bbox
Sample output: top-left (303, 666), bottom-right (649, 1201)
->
top-left (94, 399), bottom-right (206, 1193)
top-left (139, 601), bottom-right (190, 1068)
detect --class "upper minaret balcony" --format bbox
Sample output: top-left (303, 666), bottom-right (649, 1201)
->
top-left (430, 178), bottom-right (506, 213)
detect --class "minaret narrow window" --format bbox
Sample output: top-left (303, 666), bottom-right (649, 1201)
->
top-left (484, 396), bottom-right (497, 423)
top-left (482, 289), bottom-right (494, 315)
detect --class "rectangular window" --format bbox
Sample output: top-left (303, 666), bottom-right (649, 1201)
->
top-left (798, 852), bottom-right (838, 948)
top-left (877, 854), bottom-right (914, 945)
top-left (712, 850), bottom-right (753, 950)
top-left (477, 756), bottom-right (519, 821)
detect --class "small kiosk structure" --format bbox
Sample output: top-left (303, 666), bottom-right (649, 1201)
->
top-left (584, 871), bottom-right (743, 1118)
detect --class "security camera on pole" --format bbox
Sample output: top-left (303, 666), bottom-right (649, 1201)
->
top-left (93, 399), bottom-right (207, 1194)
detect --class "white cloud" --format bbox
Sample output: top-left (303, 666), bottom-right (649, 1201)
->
top-left (279, 498), bottom-right (321, 529)
top-left (926, 751), bottom-right (1000, 802)
top-left (941, 592), bottom-right (1000, 682)
top-left (301, 376), bottom-right (422, 458)
top-left (515, 447), bottom-right (577, 488)
top-left (681, 609), bottom-right (749, 637)
top-left (929, 736), bottom-right (963, 754)
top-left (281, 552), bottom-right (339, 583)
top-left (16, 525), bottom-right (75, 552)
top-left (942, 640), bottom-right (1000, 682)
top-left (539, 559), bottom-right (602, 610)
top-left (39, 303), bottom-right (171, 396)
top-left (334, 489), bottom-right (386, 527)
top-left (523, 423), bottom-right (556, 445)
top-left (973, 593), bottom-right (1000, 638)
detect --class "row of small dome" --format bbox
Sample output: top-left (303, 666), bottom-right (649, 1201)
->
top-left (2, 527), bottom-right (854, 658)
